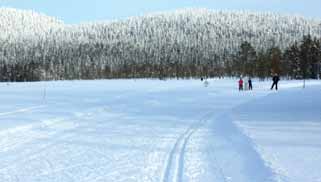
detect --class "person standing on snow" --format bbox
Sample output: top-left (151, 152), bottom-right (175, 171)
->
top-left (244, 77), bottom-right (249, 90)
top-left (204, 79), bottom-right (209, 87)
top-left (271, 74), bottom-right (280, 90)
top-left (248, 78), bottom-right (253, 90)
top-left (239, 78), bottom-right (244, 91)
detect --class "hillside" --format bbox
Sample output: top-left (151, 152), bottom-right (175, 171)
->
top-left (1, 8), bottom-right (320, 48)
top-left (0, 8), bottom-right (63, 40)
top-left (0, 8), bottom-right (320, 80)
top-left (75, 9), bottom-right (321, 51)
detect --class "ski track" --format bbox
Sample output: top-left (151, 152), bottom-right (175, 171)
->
top-left (0, 105), bottom-right (112, 181)
top-left (0, 105), bottom-right (46, 117)
top-left (202, 114), bottom-right (230, 182)
top-left (0, 121), bottom-right (76, 173)
top-left (207, 113), bottom-right (279, 182)
top-left (0, 98), bottom-right (150, 182)
top-left (162, 111), bottom-right (217, 182)
top-left (1, 102), bottom-right (272, 181)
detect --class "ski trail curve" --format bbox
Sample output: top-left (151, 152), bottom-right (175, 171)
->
top-left (162, 112), bottom-right (213, 182)
top-left (205, 112), bottom-right (279, 182)
top-left (0, 105), bottom-right (45, 117)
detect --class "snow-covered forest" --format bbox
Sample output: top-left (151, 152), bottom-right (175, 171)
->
top-left (0, 8), bottom-right (321, 81)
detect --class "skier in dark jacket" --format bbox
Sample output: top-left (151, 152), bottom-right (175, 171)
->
top-left (248, 78), bottom-right (253, 90)
top-left (271, 74), bottom-right (280, 90)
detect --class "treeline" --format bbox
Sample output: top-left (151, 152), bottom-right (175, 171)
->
top-left (227, 35), bottom-right (321, 80)
top-left (0, 35), bottom-right (320, 81)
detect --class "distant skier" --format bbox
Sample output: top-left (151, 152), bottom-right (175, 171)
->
top-left (204, 79), bottom-right (209, 87)
top-left (244, 77), bottom-right (249, 90)
top-left (238, 78), bottom-right (243, 91)
top-left (248, 78), bottom-right (253, 90)
top-left (201, 77), bottom-right (204, 81)
top-left (271, 74), bottom-right (280, 90)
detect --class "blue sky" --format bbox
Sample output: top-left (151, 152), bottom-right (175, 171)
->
top-left (1, 0), bottom-right (321, 23)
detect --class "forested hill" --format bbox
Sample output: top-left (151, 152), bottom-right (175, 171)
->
top-left (0, 8), bottom-right (63, 39)
top-left (0, 8), bottom-right (321, 81)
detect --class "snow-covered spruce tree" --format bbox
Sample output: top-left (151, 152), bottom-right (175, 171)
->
top-left (0, 8), bottom-right (321, 80)
top-left (269, 46), bottom-right (282, 75)
top-left (236, 41), bottom-right (257, 77)
top-left (283, 42), bottom-right (301, 79)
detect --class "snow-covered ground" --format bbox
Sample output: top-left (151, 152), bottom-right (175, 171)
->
top-left (0, 79), bottom-right (320, 182)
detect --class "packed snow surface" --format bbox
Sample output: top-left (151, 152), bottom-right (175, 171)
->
top-left (0, 79), bottom-right (320, 182)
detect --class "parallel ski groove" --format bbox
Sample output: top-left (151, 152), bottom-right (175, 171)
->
top-left (162, 112), bottom-right (213, 182)
top-left (0, 105), bottom-right (45, 117)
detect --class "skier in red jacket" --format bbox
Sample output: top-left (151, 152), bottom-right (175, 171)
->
top-left (239, 78), bottom-right (244, 91)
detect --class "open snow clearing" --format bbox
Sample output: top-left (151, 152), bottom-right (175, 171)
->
top-left (0, 79), bottom-right (320, 182)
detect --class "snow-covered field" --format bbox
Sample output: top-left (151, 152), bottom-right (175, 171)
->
top-left (0, 79), bottom-right (320, 182)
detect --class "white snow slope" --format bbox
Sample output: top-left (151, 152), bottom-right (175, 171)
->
top-left (0, 79), bottom-right (320, 182)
